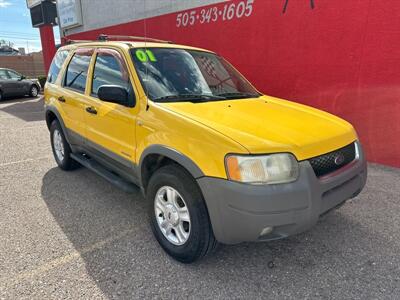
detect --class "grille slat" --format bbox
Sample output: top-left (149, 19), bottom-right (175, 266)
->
top-left (309, 143), bottom-right (356, 177)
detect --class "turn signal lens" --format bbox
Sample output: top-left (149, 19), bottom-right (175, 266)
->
top-left (225, 156), bottom-right (241, 181)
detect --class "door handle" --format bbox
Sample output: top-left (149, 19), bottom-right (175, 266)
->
top-left (58, 96), bottom-right (66, 103)
top-left (86, 106), bottom-right (97, 115)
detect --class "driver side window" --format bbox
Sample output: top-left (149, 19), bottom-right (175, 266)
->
top-left (91, 48), bottom-right (133, 105)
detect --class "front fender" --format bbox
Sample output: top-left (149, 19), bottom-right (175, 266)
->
top-left (139, 144), bottom-right (204, 182)
top-left (135, 103), bottom-right (249, 180)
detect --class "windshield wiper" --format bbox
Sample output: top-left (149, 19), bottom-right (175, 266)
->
top-left (216, 92), bottom-right (260, 99)
top-left (153, 94), bottom-right (225, 103)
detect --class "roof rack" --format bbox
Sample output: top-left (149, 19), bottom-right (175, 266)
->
top-left (65, 39), bottom-right (94, 45)
top-left (97, 34), bottom-right (172, 44)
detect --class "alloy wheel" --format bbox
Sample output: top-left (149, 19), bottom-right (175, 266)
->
top-left (154, 186), bottom-right (191, 245)
top-left (53, 129), bottom-right (65, 162)
top-left (31, 86), bottom-right (38, 97)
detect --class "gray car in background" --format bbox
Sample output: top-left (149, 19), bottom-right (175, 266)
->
top-left (0, 68), bottom-right (41, 101)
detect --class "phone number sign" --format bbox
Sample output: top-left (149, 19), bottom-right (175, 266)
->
top-left (176, 0), bottom-right (255, 27)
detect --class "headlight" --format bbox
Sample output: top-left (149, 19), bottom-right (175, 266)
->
top-left (225, 153), bottom-right (299, 184)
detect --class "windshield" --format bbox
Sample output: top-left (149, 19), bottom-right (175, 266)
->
top-left (130, 48), bottom-right (260, 102)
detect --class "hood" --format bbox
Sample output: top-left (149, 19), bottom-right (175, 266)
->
top-left (160, 96), bottom-right (357, 160)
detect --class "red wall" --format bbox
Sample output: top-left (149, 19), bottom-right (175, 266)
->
top-left (67, 0), bottom-right (400, 167)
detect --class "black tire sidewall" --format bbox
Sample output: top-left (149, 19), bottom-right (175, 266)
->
top-left (147, 165), bottom-right (213, 263)
top-left (30, 85), bottom-right (38, 97)
top-left (50, 120), bottom-right (74, 170)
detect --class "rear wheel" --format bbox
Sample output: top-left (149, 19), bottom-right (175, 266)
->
top-left (0, 90), bottom-right (3, 101)
top-left (50, 120), bottom-right (80, 170)
top-left (147, 164), bottom-right (217, 263)
top-left (29, 85), bottom-right (39, 97)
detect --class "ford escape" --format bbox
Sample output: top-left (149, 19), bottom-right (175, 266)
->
top-left (44, 36), bottom-right (367, 263)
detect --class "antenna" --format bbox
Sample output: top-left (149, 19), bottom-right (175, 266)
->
top-left (144, 0), bottom-right (150, 111)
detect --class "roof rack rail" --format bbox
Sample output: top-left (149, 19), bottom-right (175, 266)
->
top-left (65, 39), bottom-right (94, 45)
top-left (97, 34), bottom-right (172, 44)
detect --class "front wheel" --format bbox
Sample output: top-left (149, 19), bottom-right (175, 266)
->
top-left (147, 164), bottom-right (217, 263)
top-left (29, 85), bottom-right (39, 97)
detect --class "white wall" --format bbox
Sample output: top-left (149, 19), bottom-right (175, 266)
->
top-left (63, 0), bottom-right (226, 35)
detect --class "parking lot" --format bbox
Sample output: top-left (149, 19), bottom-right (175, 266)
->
top-left (0, 96), bottom-right (399, 299)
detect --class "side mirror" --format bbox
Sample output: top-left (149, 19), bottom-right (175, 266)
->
top-left (19, 75), bottom-right (26, 80)
top-left (98, 85), bottom-right (130, 106)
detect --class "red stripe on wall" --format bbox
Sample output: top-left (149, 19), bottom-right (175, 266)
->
top-left (39, 25), bottom-right (56, 73)
top-left (67, 0), bottom-right (400, 167)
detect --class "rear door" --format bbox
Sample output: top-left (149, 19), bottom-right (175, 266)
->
top-left (84, 47), bottom-right (138, 167)
top-left (60, 48), bottom-right (94, 143)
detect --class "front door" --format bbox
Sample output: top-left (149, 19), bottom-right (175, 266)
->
top-left (6, 70), bottom-right (27, 96)
top-left (84, 47), bottom-right (138, 167)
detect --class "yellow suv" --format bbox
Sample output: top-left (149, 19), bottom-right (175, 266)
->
top-left (44, 36), bottom-right (367, 263)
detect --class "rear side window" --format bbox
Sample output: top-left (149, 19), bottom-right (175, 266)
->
top-left (91, 48), bottom-right (131, 96)
top-left (0, 69), bottom-right (9, 79)
top-left (64, 49), bottom-right (93, 93)
top-left (47, 50), bottom-right (69, 83)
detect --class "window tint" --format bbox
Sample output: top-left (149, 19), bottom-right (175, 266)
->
top-left (47, 50), bottom-right (69, 83)
top-left (91, 49), bottom-right (131, 97)
top-left (0, 69), bottom-right (9, 79)
top-left (7, 70), bottom-right (21, 80)
top-left (64, 50), bottom-right (92, 93)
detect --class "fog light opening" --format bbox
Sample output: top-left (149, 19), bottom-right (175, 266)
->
top-left (260, 226), bottom-right (274, 237)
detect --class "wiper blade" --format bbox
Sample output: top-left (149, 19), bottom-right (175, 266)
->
top-left (153, 94), bottom-right (225, 102)
top-left (217, 92), bottom-right (260, 99)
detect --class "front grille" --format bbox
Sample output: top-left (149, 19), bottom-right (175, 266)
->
top-left (309, 143), bottom-right (356, 177)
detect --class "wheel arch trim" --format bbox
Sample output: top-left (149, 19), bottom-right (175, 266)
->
top-left (139, 145), bottom-right (205, 187)
top-left (45, 105), bottom-right (71, 144)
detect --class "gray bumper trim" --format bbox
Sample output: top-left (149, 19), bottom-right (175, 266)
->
top-left (197, 146), bottom-right (367, 244)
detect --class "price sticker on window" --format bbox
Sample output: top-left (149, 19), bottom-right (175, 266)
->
top-left (135, 49), bottom-right (157, 62)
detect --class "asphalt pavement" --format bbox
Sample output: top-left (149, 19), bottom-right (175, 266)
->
top-left (0, 96), bottom-right (399, 299)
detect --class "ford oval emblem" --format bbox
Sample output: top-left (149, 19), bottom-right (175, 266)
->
top-left (334, 153), bottom-right (345, 165)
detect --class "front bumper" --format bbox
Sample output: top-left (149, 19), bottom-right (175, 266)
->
top-left (197, 144), bottom-right (367, 244)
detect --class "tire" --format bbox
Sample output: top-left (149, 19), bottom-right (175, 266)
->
top-left (147, 164), bottom-right (217, 263)
top-left (0, 90), bottom-right (3, 101)
top-left (29, 85), bottom-right (39, 97)
top-left (50, 120), bottom-right (80, 171)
